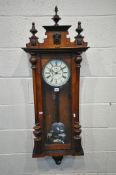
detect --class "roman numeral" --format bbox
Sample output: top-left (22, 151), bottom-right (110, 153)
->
top-left (46, 75), bottom-right (51, 79)
top-left (62, 75), bottom-right (66, 78)
top-left (50, 78), bottom-right (53, 82)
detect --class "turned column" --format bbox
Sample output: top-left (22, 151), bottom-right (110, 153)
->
top-left (73, 53), bottom-right (83, 154)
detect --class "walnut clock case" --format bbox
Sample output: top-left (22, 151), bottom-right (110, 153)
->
top-left (22, 7), bottom-right (89, 165)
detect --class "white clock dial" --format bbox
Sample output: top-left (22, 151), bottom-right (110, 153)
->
top-left (42, 59), bottom-right (70, 87)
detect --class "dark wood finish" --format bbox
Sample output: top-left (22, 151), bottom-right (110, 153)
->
top-left (22, 6), bottom-right (89, 164)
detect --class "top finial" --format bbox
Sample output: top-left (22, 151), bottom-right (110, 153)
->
top-left (52, 6), bottom-right (61, 26)
top-left (55, 6), bottom-right (58, 15)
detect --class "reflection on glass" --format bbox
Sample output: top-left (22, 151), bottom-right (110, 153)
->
top-left (47, 122), bottom-right (66, 144)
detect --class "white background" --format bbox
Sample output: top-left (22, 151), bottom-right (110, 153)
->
top-left (0, 0), bottom-right (116, 175)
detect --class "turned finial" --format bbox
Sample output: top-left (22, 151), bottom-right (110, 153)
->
top-left (30, 22), bottom-right (38, 35)
top-left (75, 21), bottom-right (84, 45)
top-left (52, 6), bottom-right (61, 26)
top-left (76, 21), bottom-right (83, 35)
top-left (29, 22), bottom-right (38, 46)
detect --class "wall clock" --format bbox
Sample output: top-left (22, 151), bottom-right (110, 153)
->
top-left (22, 6), bottom-right (89, 165)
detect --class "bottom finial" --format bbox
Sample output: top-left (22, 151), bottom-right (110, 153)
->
top-left (52, 156), bottom-right (63, 165)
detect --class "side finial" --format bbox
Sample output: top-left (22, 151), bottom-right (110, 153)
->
top-left (76, 21), bottom-right (83, 35)
top-left (30, 22), bottom-right (38, 35)
top-left (29, 22), bottom-right (38, 46)
top-left (75, 21), bottom-right (84, 45)
top-left (52, 6), bottom-right (61, 26)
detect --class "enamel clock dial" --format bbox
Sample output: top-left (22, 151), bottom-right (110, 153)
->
top-left (42, 59), bottom-right (70, 87)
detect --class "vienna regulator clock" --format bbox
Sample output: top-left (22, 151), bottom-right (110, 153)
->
top-left (22, 7), bottom-right (89, 164)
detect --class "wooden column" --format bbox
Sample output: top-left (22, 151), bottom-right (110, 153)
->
top-left (30, 54), bottom-right (43, 156)
top-left (72, 53), bottom-right (83, 155)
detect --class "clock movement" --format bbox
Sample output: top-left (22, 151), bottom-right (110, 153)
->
top-left (22, 6), bottom-right (89, 164)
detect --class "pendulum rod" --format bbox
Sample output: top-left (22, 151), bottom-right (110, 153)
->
top-left (53, 89), bottom-right (60, 123)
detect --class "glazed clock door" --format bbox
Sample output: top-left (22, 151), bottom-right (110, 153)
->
top-left (41, 55), bottom-right (72, 149)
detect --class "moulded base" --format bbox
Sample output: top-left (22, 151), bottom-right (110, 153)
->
top-left (32, 139), bottom-right (84, 165)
